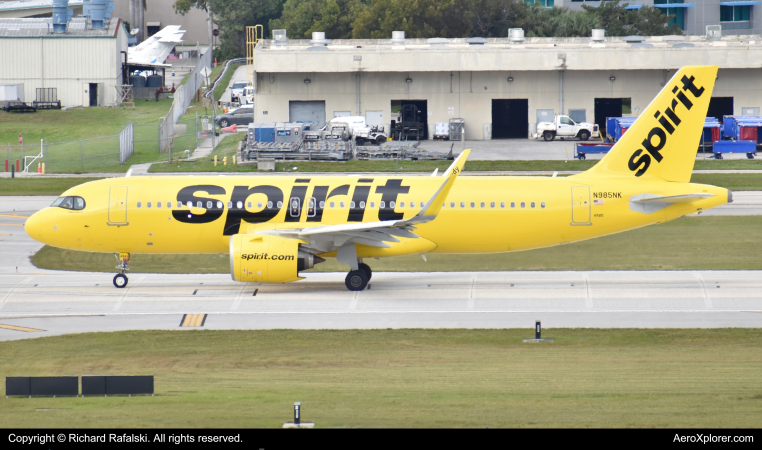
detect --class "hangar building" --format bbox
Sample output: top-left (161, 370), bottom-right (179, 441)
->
top-left (251, 30), bottom-right (762, 140)
top-left (0, 15), bottom-right (128, 107)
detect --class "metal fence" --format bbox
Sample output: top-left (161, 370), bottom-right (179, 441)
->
top-left (119, 123), bottom-right (134, 164)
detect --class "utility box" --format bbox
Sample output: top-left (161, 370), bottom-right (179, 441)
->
top-left (258, 158), bottom-right (275, 171)
top-left (449, 118), bottom-right (465, 141)
top-left (483, 123), bottom-right (492, 140)
top-left (249, 123), bottom-right (276, 142)
top-left (275, 122), bottom-right (306, 143)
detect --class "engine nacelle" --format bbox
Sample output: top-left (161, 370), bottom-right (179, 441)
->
top-left (229, 234), bottom-right (321, 283)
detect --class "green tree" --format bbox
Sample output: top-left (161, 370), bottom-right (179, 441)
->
top-left (173, 0), bottom-right (287, 59)
top-left (632, 6), bottom-right (682, 36)
top-left (269, 0), bottom-right (368, 39)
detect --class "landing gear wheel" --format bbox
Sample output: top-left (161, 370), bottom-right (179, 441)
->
top-left (113, 273), bottom-right (128, 289)
top-left (219, 119), bottom-right (229, 128)
top-left (358, 263), bottom-right (372, 281)
top-left (579, 130), bottom-right (590, 141)
top-left (543, 131), bottom-right (555, 141)
top-left (345, 270), bottom-right (369, 291)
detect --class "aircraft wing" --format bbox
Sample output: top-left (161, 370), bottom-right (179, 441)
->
top-left (258, 150), bottom-right (470, 249)
top-left (128, 26), bottom-right (186, 67)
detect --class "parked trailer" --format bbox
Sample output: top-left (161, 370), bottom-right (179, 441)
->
top-left (574, 142), bottom-right (614, 160)
top-left (718, 116), bottom-right (761, 159)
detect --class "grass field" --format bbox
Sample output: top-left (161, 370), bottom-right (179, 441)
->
top-left (0, 178), bottom-right (103, 196)
top-left (30, 216), bottom-right (762, 273)
top-left (1, 100), bottom-right (174, 173)
top-left (149, 134), bottom-right (243, 173)
top-left (1, 329), bottom-right (760, 428)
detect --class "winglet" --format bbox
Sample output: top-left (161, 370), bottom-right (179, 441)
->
top-left (407, 149), bottom-right (470, 223)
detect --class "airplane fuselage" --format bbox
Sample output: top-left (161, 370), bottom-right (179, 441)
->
top-left (25, 174), bottom-right (729, 258)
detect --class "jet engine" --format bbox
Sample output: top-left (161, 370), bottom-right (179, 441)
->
top-left (229, 234), bottom-right (323, 283)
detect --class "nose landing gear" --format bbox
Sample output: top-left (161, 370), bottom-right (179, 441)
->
top-left (113, 252), bottom-right (130, 289)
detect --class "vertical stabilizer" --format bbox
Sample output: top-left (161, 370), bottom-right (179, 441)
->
top-left (582, 65), bottom-right (717, 182)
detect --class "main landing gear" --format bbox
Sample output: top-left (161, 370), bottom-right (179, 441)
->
top-left (113, 252), bottom-right (130, 289)
top-left (345, 263), bottom-right (373, 291)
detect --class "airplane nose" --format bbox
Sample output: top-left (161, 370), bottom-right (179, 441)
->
top-left (24, 211), bottom-right (46, 242)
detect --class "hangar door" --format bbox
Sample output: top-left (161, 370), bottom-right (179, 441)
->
top-left (707, 97), bottom-right (733, 122)
top-left (289, 101), bottom-right (326, 128)
top-left (492, 99), bottom-right (529, 138)
top-left (594, 98), bottom-right (630, 138)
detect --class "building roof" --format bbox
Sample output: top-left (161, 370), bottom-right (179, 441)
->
top-left (0, 16), bottom-right (119, 37)
top-left (254, 35), bottom-right (762, 73)
top-left (0, 0), bottom-right (83, 12)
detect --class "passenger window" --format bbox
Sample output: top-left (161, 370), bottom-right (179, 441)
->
top-left (490, 202), bottom-right (495, 208)
top-left (340, 202), bottom-right (345, 208)
top-left (480, 202), bottom-right (485, 208)
top-left (137, 202), bottom-right (142, 208)
top-left (400, 201), bottom-right (405, 208)
top-left (157, 202), bottom-right (162, 208)
top-left (531, 202), bottom-right (536, 208)
top-left (390, 201), bottom-right (395, 209)
top-left (380, 201), bottom-right (386, 208)
top-left (470, 202), bottom-right (475, 208)
top-left (500, 202), bottom-right (505, 208)
top-left (248, 202), bottom-right (253, 208)
top-left (420, 202), bottom-right (425, 208)
top-left (541, 202), bottom-right (546, 209)
top-left (147, 202), bottom-right (152, 208)
top-left (370, 202), bottom-right (375, 208)
top-left (217, 201), bottom-right (223, 209)
top-left (228, 202), bottom-right (233, 208)
top-left (450, 202), bottom-right (455, 208)
top-left (350, 201), bottom-right (356, 208)
top-left (460, 202), bottom-right (465, 208)
top-left (206, 201), bottom-right (213, 209)
top-left (167, 201), bottom-right (173, 208)
top-left (277, 201), bottom-right (283, 208)
top-left (521, 202), bottom-right (526, 208)
top-left (330, 202), bottom-right (335, 208)
top-left (267, 201), bottom-right (273, 208)
top-left (258, 202), bottom-right (263, 208)
top-left (196, 201), bottom-right (202, 208)
top-left (187, 201), bottom-right (192, 208)
top-left (359, 201), bottom-right (365, 208)
top-left (237, 201), bottom-right (243, 209)
top-left (319, 201), bottom-right (325, 209)
top-left (511, 202), bottom-right (515, 208)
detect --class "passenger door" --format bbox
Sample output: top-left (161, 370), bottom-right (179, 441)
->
top-left (571, 186), bottom-right (591, 225)
top-left (108, 186), bottom-right (129, 226)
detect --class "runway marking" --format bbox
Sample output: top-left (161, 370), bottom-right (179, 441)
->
top-left (0, 214), bottom-right (30, 219)
top-left (467, 276), bottom-right (475, 310)
top-left (0, 223), bottom-right (23, 226)
top-left (0, 324), bottom-right (44, 332)
top-left (694, 272), bottom-right (713, 309)
top-left (180, 313), bottom-right (207, 327)
top-left (583, 274), bottom-right (592, 309)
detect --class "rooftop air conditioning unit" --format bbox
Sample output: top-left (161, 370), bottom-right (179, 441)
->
top-left (310, 31), bottom-right (328, 46)
top-left (591, 29), bottom-right (605, 42)
top-left (391, 30), bottom-right (405, 44)
top-left (273, 29), bottom-right (287, 44)
top-left (706, 25), bottom-right (721, 40)
top-left (509, 28), bottom-right (524, 44)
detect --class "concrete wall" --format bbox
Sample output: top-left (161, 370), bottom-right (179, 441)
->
top-left (254, 68), bottom-right (762, 140)
top-left (111, 0), bottom-right (211, 45)
top-left (0, 28), bottom-right (128, 107)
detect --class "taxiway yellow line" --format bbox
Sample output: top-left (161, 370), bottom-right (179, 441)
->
top-left (0, 324), bottom-right (45, 332)
top-left (0, 214), bottom-right (30, 218)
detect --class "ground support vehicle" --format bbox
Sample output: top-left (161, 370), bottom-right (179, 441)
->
top-left (535, 115), bottom-right (599, 141)
top-left (395, 104), bottom-right (424, 141)
top-left (711, 140), bottom-right (757, 159)
top-left (574, 142), bottom-right (614, 160)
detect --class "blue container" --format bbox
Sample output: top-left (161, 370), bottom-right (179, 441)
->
top-left (249, 123), bottom-right (275, 142)
top-left (723, 116), bottom-right (762, 142)
top-left (605, 117), bottom-right (636, 142)
top-left (712, 140), bottom-right (756, 154)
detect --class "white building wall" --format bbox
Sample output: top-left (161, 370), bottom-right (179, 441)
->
top-left (254, 68), bottom-right (762, 140)
top-left (0, 27), bottom-right (127, 107)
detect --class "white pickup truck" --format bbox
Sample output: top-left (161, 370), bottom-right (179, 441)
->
top-left (534, 115), bottom-right (599, 141)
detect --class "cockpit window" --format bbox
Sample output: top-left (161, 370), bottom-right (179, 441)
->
top-left (51, 196), bottom-right (86, 211)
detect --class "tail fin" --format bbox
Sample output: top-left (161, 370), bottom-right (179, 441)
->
top-left (582, 65), bottom-right (717, 182)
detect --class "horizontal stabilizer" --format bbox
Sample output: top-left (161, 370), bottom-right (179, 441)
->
top-left (631, 193), bottom-right (715, 204)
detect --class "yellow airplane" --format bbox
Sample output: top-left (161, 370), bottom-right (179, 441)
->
top-left (25, 65), bottom-right (730, 291)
